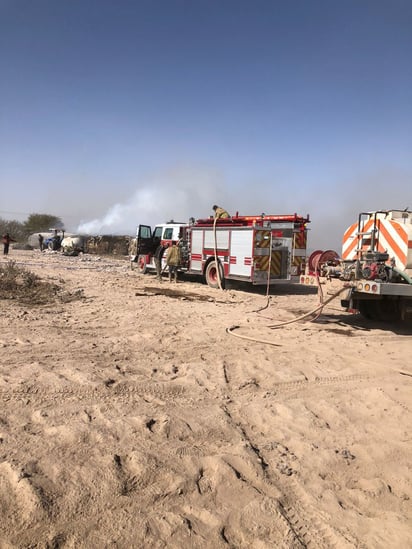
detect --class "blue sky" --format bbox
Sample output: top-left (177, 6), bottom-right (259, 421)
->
top-left (1, 0), bottom-right (411, 250)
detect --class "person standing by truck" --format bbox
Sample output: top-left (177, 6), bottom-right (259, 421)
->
top-left (154, 244), bottom-right (166, 281)
top-left (166, 243), bottom-right (181, 282)
top-left (2, 233), bottom-right (16, 255)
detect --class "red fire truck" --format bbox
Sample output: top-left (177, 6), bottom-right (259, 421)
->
top-left (131, 212), bottom-right (310, 288)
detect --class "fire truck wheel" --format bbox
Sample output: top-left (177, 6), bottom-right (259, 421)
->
top-left (358, 300), bottom-right (379, 320)
top-left (374, 297), bottom-right (400, 322)
top-left (137, 254), bottom-right (147, 274)
top-left (205, 260), bottom-right (225, 289)
top-left (358, 299), bottom-right (399, 322)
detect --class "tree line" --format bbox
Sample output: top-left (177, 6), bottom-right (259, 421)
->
top-left (0, 214), bottom-right (63, 242)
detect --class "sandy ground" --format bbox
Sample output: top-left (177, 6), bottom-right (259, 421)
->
top-left (0, 250), bottom-right (411, 549)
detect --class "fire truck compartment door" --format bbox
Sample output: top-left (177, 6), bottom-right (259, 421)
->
top-left (137, 225), bottom-right (154, 254)
top-left (203, 229), bottom-right (230, 250)
top-left (229, 230), bottom-right (254, 277)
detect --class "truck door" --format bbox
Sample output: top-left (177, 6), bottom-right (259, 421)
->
top-left (137, 225), bottom-right (154, 255)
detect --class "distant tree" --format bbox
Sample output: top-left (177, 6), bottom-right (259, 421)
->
top-left (23, 214), bottom-right (64, 235)
top-left (0, 218), bottom-right (26, 242)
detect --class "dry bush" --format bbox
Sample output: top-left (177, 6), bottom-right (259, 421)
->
top-left (0, 261), bottom-right (83, 305)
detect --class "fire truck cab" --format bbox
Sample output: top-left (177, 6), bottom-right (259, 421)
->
top-left (131, 222), bottom-right (187, 274)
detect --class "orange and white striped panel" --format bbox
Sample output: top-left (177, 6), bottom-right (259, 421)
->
top-left (342, 218), bottom-right (412, 270)
top-left (342, 220), bottom-right (371, 260)
top-left (375, 219), bottom-right (411, 270)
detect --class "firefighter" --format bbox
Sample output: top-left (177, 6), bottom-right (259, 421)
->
top-left (154, 244), bottom-right (166, 281)
top-left (166, 243), bottom-right (181, 283)
top-left (213, 205), bottom-right (230, 219)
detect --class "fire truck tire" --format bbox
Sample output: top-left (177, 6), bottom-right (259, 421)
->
top-left (137, 254), bottom-right (148, 274)
top-left (359, 299), bottom-right (400, 322)
top-left (374, 298), bottom-right (400, 322)
top-left (358, 301), bottom-right (379, 320)
top-left (205, 260), bottom-right (225, 289)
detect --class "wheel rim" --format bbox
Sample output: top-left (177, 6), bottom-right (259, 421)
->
top-left (209, 265), bottom-right (218, 283)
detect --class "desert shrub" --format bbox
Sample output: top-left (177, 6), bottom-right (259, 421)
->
top-left (0, 261), bottom-right (36, 289)
top-left (0, 261), bottom-right (83, 305)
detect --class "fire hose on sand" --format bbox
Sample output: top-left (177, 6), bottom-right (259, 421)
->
top-left (213, 217), bottom-right (347, 346)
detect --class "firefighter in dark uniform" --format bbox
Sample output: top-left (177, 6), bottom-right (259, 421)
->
top-left (2, 233), bottom-right (16, 255)
top-left (154, 244), bottom-right (166, 281)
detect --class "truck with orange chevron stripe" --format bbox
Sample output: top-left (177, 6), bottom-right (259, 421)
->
top-left (131, 212), bottom-right (310, 288)
top-left (301, 209), bottom-right (412, 321)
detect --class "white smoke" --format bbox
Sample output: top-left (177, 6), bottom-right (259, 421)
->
top-left (77, 169), bottom-right (230, 235)
top-left (76, 166), bottom-right (411, 255)
top-left (75, 166), bottom-right (313, 236)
